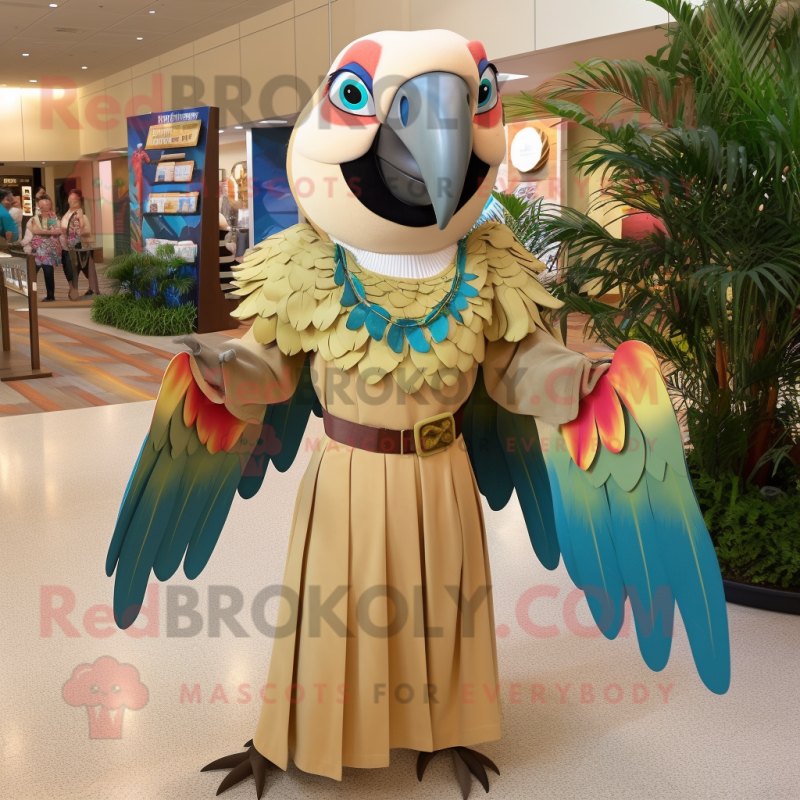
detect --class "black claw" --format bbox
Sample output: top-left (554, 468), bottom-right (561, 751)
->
top-left (462, 748), bottom-right (499, 776)
top-left (216, 758), bottom-right (253, 796)
top-left (202, 751), bottom-right (250, 772)
top-left (417, 750), bottom-right (438, 782)
top-left (417, 747), bottom-right (499, 796)
top-left (451, 750), bottom-right (473, 800)
top-left (202, 744), bottom-right (275, 797)
top-left (456, 748), bottom-right (490, 793)
top-left (250, 747), bottom-right (269, 799)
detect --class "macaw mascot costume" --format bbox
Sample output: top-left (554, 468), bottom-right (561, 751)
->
top-left (106, 29), bottom-right (730, 799)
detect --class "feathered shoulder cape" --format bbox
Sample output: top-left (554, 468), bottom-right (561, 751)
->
top-left (230, 221), bottom-right (561, 393)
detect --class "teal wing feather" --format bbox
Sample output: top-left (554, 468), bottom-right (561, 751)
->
top-left (496, 407), bottom-right (560, 569)
top-left (463, 367), bottom-right (514, 510)
top-left (541, 433), bottom-right (627, 639)
top-left (106, 352), bottom-right (317, 629)
top-left (236, 359), bottom-right (319, 496)
top-left (465, 369), bottom-right (560, 569)
top-left (541, 341), bottom-right (730, 693)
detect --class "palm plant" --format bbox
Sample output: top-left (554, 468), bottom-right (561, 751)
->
top-left (505, 0), bottom-right (800, 488)
top-left (490, 191), bottom-right (559, 273)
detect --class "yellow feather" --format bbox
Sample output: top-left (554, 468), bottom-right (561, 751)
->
top-left (457, 327), bottom-right (477, 354)
top-left (409, 345), bottom-right (441, 376)
top-left (497, 285), bottom-right (529, 341)
top-left (431, 338), bottom-right (459, 369)
top-left (287, 291), bottom-right (316, 331)
top-left (252, 314), bottom-right (277, 344)
top-left (335, 346), bottom-right (368, 371)
top-left (312, 292), bottom-right (343, 331)
top-left (276, 321), bottom-right (303, 356)
top-left (457, 349), bottom-right (474, 372)
top-left (368, 337), bottom-right (404, 373)
top-left (358, 352), bottom-right (388, 385)
top-left (395, 355), bottom-right (425, 394)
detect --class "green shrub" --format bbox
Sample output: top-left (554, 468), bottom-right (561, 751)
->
top-left (105, 244), bottom-right (195, 303)
top-left (689, 452), bottom-right (800, 590)
top-left (91, 294), bottom-right (196, 337)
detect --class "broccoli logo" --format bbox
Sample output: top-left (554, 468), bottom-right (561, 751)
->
top-left (63, 656), bottom-right (148, 739)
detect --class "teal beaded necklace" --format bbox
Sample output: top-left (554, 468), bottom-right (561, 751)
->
top-left (333, 238), bottom-right (479, 354)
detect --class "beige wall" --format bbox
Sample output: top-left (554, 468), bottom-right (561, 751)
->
top-left (0, 0), bottom-right (668, 161)
top-left (220, 140), bottom-right (248, 177)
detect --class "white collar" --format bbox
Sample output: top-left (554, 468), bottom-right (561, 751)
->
top-left (331, 237), bottom-right (457, 279)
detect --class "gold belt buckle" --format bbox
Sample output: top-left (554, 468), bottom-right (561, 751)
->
top-left (413, 412), bottom-right (457, 457)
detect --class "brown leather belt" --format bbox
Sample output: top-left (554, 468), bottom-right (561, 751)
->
top-left (322, 406), bottom-right (465, 457)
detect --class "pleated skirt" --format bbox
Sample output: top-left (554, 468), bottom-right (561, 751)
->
top-left (252, 435), bottom-right (501, 780)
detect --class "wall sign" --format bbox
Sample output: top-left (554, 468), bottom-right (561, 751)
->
top-left (145, 111), bottom-right (203, 149)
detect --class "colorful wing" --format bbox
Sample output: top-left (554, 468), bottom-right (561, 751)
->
top-left (463, 367), bottom-right (560, 569)
top-left (105, 352), bottom-right (317, 629)
top-left (539, 341), bottom-right (730, 694)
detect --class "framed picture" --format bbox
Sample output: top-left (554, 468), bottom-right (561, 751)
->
top-left (145, 191), bottom-right (200, 215)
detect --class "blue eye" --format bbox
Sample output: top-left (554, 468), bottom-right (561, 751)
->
top-left (329, 71), bottom-right (376, 117)
top-left (477, 68), bottom-right (498, 113)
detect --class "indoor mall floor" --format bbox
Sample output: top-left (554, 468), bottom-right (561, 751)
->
top-left (0, 297), bottom-right (798, 800)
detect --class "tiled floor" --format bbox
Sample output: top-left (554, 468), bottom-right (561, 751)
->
top-left (0, 402), bottom-right (797, 800)
top-left (0, 299), bottom-right (248, 416)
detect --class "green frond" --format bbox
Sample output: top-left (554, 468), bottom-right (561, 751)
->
top-left (529, 0), bottom-right (800, 486)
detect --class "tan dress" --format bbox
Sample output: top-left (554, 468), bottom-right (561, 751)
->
top-left (207, 223), bottom-right (597, 780)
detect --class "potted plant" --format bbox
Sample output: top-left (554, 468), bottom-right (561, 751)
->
top-left (92, 244), bottom-right (197, 337)
top-left (505, 0), bottom-right (800, 611)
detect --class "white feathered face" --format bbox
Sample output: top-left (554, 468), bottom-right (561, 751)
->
top-left (289, 30), bottom-right (506, 255)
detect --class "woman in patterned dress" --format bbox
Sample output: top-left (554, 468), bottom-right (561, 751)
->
top-left (28, 195), bottom-right (72, 302)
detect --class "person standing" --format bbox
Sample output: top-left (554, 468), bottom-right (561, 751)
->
top-left (9, 195), bottom-right (24, 232)
top-left (61, 189), bottom-right (99, 297)
top-left (0, 189), bottom-right (19, 243)
top-left (28, 195), bottom-right (72, 302)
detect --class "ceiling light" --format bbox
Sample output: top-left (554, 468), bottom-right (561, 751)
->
top-left (49, 3), bottom-right (58, 7)
top-left (29, 79), bottom-right (37, 83)
top-left (234, 125), bottom-right (243, 129)
top-left (260, 119), bottom-right (288, 124)
top-left (219, 129), bottom-right (225, 133)
top-left (136, 37), bottom-right (144, 41)
top-left (81, 66), bottom-right (88, 69)
top-left (23, 53), bottom-right (30, 57)
top-left (149, 10), bottom-right (156, 13)
top-left (496, 73), bottom-right (528, 83)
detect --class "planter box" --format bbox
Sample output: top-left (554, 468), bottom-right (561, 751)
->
top-left (723, 579), bottom-right (800, 615)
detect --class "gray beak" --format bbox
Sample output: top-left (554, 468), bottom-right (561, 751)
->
top-left (377, 72), bottom-right (473, 230)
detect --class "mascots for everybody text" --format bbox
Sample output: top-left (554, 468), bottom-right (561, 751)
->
top-left (106, 30), bottom-right (730, 799)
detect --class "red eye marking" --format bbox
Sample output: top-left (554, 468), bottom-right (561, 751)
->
top-left (475, 103), bottom-right (502, 129)
top-left (467, 41), bottom-right (488, 66)
top-left (335, 39), bottom-right (382, 77)
top-left (320, 101), bottom-right (378, 128)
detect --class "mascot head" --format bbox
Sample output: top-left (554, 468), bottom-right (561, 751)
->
top-left (288, 30), bottom-right (506, 254)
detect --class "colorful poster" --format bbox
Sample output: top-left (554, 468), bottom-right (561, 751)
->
top-left (127, 107), bottom-right (211, 306)
top-left (249, 127), bottom-right (298, 246)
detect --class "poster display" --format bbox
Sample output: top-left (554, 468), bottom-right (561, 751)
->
top-left (127, 107), bottom-right (212, 306)
top-left (154, 161), bottom-right (195, 183)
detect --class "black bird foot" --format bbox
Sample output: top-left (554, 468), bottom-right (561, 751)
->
top-left (201, 740), bottom-right (275, 798)
top-left (416, 747), bottom-right (500, 799)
